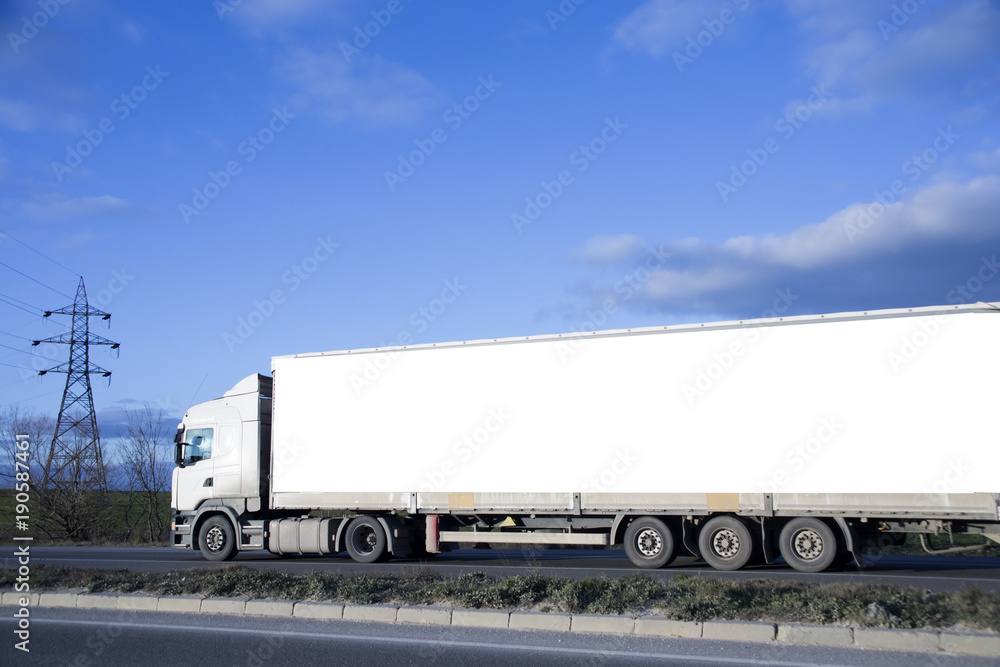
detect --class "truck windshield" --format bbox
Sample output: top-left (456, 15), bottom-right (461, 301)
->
top-left (185, 428), bottom-right (214, 464)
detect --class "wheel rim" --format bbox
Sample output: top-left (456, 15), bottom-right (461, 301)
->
top-left (711, 528), bottom-right (740, 559)
top-left (792, 528), bottom-right (824, 560)
top-left (205, 526), bottom-right (225, 552)
top-left (352, 525), bottom-right (377, 555)
top-left (635, 528), bottom-right (663, 557)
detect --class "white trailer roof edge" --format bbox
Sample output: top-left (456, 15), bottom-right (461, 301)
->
top-left (273, 301), bottom-right (1000, 362)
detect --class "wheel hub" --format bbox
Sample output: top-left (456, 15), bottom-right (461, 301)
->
top-left (712, 528), bottom-right (740, 558)
top-left (206, 526), bottom-right (225, 552)
top-left (793, 528), bottom-right (824, 560)
top-left (636, 528), bottom-right (663, 557)
top-left (354, 527), bottom-right (376, 554)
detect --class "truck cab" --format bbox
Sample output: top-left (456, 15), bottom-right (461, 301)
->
top-left (171, 374), bottom-right (272, 558)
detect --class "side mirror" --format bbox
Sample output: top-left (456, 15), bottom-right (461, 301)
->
top-left (174, 442), bottom-right (186, 468)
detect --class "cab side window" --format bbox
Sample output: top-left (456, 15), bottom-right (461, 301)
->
top-left (185, 428), bottom-right (214, 464)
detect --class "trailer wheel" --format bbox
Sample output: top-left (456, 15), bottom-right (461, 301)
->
top-left (198, 516), bottom-right (237, 561)
top-left (698, 516), bottom-right (755, 571)
top-left (345, 516), bottom-right (389, 563)
top-left (779, 518), bottom-right (838, 573)
top-left (624, 517), bottom-right (676, 569)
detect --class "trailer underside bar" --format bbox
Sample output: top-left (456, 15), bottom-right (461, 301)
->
top-left (438, 531), bottom-right (608, 546)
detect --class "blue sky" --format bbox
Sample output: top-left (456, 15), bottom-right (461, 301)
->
top-left (1, 0), bottom-right (999, 432)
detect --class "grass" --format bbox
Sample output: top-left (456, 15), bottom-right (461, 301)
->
top-left (870, 532), bottom-right (1000, 558)
top-left (0, 489), bottom-right (171, 546)
top-left (3, 565), bottom-right (998, 632)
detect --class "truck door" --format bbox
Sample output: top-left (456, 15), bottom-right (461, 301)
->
top-left (174, 426), bottom-right (216, 511)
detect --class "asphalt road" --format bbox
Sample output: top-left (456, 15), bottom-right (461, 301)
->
top-left (2, 607), bottom-right (995, 667)
top-left (6, 546), bottom-right (1000, 592)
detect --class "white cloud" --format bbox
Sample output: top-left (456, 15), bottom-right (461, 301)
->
top-left (221, 1), bottom-right (437, 126)
top-left (789, 0), bottom-right (1000, 115)
top-left (235, 0), bottom-right (327, 25)
top-left (24, 195), bottom-right (145, 220)
top-left (970, 146), bottom-right (1000, 172)
top-left (0, 98), bottom-right (36, 132)
top-left (614, 1), bottom-right (1000, 118)
top-left (613, 0), bottom-right (730, 56)
top-left (572, 174), bottom-right (1000, 314)
top-left (575, 234), bottom-right (645, 265)
top-left (120, 20), bottom-right (146, 46)
top-left (275, 48), bottom-right (438, 126)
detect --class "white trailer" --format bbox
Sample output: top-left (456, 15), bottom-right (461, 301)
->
top-left (170, 302), bottom-right (1000, 571)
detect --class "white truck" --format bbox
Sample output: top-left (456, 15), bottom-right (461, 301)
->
top-left (171, 302), bottom-right (1000, 572)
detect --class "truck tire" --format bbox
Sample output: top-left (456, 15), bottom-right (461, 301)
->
top-left (345, 516), bottom-right (389, 563)
top-left (624, 517), bottom-right (676, 569)
top-left (198, 516), bottom-right (237, 561)
top-left (698, 516), bottom-right (755, 571)
top-left (779, 518), bottom-right (838, 573)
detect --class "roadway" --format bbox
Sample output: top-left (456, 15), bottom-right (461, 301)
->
top-left (2, 607), bottom-right (995, 667)
top-left (6, 546), bottom-right (1000, 592)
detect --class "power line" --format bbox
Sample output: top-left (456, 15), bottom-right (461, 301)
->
top-left (0, 295), bottom-right (43, 317)
top-left (0, 330), bottom-right (33, 342)
top-left (0, 227), bottom-right (79, 277)
top-left (0, 360), bottom-right (35, 372)
top-left (0, 291), bottom-right (44, 311)
top-left (0, 259), bottom-right (72, 299)
top-left (0, 342), bottom-right (40, 357)
top-left (0, 301), bottom-right (72, 330)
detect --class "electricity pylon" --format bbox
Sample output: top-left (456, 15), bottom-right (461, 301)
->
top-left (34, 277), bottom-right (119, 491)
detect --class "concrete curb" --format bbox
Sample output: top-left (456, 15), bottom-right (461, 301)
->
top-left (3, 590), bottom-right (998, 657)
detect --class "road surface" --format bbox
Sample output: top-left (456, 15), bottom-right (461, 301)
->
top-left (2, 607), bottom-right (994, 667)
top-left (6, 546), bottom-right (1000, 592)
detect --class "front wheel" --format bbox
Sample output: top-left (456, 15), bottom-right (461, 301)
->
top-left (345, 516), bottom-right (390, 563)
top-left (698, 516), bottom-right (755, 571)
top-left (779, 518), bottom-right (839, 573)
top-left (198, 516), bottom-right (237, 561)
top-left (624, 517), bottom-right (676, 569)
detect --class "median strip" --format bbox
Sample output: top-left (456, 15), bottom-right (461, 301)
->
top-left (4, 590), bottom-right (999, 656)
top-left (2, 565), bottom-right (998, 657)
